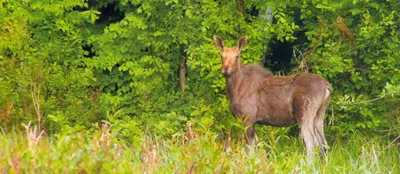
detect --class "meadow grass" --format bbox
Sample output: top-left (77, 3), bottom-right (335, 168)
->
top-left (0, 124), bottom-right (399, 173)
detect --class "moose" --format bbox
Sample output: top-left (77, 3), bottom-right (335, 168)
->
top-left (214, 36), bottom-right (332, 159)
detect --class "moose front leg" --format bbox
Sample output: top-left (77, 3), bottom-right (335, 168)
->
top-left (230, 102), bottom-right (257, 155)
top-left (245, 123), bottom-right (256, 156)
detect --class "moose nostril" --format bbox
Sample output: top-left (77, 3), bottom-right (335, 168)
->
top-left (222, 70), bottom-right (231, 77)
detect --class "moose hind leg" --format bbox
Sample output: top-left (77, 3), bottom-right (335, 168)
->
top-left (300, 120), bottom-right (318, 160)
top-left (294, 97), bottom-right (319, 160)
top-left (314, 101), bottom-right (329, 157)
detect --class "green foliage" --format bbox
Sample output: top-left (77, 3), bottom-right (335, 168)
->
top-left (1, 0), bottom-right (399, 145)
top-left (0, 0), bottom-right (102, 132)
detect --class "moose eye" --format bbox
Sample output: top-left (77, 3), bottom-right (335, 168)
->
top-left (236, 56), bottom-right (239, 60)
top-left (221, 56), bottom-right (223, 59)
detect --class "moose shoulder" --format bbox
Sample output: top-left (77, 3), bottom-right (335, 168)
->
top-left (214, 35), bottom-right (332, 159)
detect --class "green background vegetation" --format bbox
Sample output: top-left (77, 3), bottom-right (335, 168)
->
top-left (0, 0), bottom-right (399, 173)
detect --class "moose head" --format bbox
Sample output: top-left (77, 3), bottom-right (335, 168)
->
top-left (214, 35), bottom-right (248, 77)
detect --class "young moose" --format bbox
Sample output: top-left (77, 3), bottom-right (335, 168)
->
top-left (214, 36), bottom-right (331, 158)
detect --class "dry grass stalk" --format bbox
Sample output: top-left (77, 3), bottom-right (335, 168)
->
top-left (23, 122), bottom-right (45, 152)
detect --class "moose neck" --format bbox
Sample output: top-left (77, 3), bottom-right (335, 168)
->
top-left (225, 61), bottom-right (244, 99)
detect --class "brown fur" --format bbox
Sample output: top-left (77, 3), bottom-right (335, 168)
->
top-left (214, 36), bottom-right (332, 159)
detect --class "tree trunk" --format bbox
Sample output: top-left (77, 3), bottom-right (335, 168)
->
top-left (236, 0), bottom-right (245, 14)
top-left (179, 45), bottom-right (187, 92)
top-left (260, 6), bottom-right (273, 66)
top-left (179, 8), bottom-right (188, 92)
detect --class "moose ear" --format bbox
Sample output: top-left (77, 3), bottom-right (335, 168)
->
top-left (237, 36), bottom-right (248, 51)
top-left (214, 35), bottom-right (224, 51)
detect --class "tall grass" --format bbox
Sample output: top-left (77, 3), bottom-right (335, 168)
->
top-left (0, 123), bottom-right (399, 173)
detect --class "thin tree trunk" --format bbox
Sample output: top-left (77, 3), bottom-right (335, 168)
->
top-left (179, 8), bottom-right (188, 92)
top-left (260, 6), bottom-right (273, 66)
top-left (179, 45), bottom-right (187, 92)
top-left (236, 0), bottom-right (245, 14)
